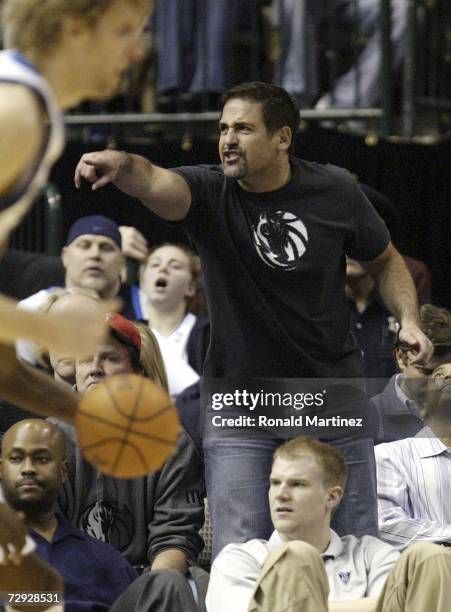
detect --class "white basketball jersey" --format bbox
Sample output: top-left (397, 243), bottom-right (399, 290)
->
top-left (0, 50), bottom-right (65, 210)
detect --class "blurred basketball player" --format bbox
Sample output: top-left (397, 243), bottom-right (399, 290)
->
top-left (0, 0), bottom-right (153, 355)
top-left (0, 0), bottom-right (154, 572)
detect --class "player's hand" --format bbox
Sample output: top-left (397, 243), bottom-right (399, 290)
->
top-left (0, 504), bottom-right (27, 566)
top-left (398, 323), bottom-right (433, 365)
top-left (36, 299), bottom-right (122, 361)
top-left (74, 150), bottom-right (125, 191)
top-left (119, 226), bottom-right (149, 262)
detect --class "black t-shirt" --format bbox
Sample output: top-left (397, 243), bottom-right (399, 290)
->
top-left (173, 158), bottom-right (390, 378)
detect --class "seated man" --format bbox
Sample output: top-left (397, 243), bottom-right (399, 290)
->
top-left (371, 304), bottom-right (451, 443)
top-left (376, 362), bottom-right (451, 549)
top-left (53, 313), bottom-right (204, 611)
top-left (207, 436), bottom-right (451, 612)
top-left (0, 419), bottom-right (137, 611)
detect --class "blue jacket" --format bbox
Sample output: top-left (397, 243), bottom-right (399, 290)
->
top-left (31, 513), bottom-right (137, 611)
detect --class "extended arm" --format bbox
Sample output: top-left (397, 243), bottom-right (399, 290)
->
top-left (0, 293), bottom-right (114, 363)
top-left (361, 242), bottom-right (432, 364)
top-left (0, 344), bottom-right (78, 423)
top-left (0, 86), bottom-right (45, 260)
top-left (74, 150), bottom-right (192, 221)
top-left (0, 504), bottom-right (63, 611)
top-left (1, 553), bottom-right (63, 611)
top-left (0, 85), bottom-right (42, 199)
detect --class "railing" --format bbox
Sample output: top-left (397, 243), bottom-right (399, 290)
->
top-left (2, 1), bottom-right (449, 143)
top-left (64, 0), bottom-right (449, 139)
top-left (9, 183), bottom-right (64, 255)
top-left (405, 0), bottom-right (451, 137)
top-left (65, 0), bottom-right (394, 135)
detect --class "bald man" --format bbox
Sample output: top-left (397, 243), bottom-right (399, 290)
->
top-left (0, 419), bottom-right (137, 611)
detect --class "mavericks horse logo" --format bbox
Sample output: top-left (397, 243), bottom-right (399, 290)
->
top-left (253, 211), bottom-right (308, 270)
top-left (79, 501), bottom-right (134, 552)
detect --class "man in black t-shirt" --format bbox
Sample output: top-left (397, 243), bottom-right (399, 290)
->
top-left (74, 82), bottom-right (432, 557)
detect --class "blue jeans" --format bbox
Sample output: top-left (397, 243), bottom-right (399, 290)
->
top-left (273, 0), bottom-right (407, 107)
top-left (203, 434), bottom-right (378, 559)
top-left (154, 0), bottom-right (237, 94)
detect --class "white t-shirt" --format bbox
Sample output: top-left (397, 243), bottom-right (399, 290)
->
top-left (151, 312), bottom-right (200, 397)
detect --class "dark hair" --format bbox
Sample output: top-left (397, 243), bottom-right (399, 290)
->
top-left (420, 304), bottom-right (451, 351)
top-left (221, 82), bottom-right (300, 155)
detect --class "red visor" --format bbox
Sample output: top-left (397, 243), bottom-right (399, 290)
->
top-left (105, 313), bottom-right (141, 353)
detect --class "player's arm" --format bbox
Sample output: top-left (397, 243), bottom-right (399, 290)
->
top-left (0, 504), bottom-right (63, 611)
top-left (0, 84), bottom-right (42, 198)
top-left (74, 150), bottom-right (192, 221)
top-left (0, 292), bottom-right (115, 362)
top-left (0, 343), bottom-right (78, 423)
top-left (1, 553), bottom-right (63, 611)
top-left (329, 598), bottom-right (378, 612)
top-left (0, 504), bottom-right (27, 566)
top-left (360, 242), bottom-right (432, 364)
top-left (0, 86), bottom-right (45, 257)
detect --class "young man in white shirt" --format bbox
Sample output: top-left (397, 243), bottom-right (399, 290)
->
top-left (207, 436), bottom-right (451, 612)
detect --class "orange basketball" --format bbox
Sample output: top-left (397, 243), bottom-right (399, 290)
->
top-left (75, 374), bottom-right (181, 478)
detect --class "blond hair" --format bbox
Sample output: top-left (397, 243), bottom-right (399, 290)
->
top-left (2, 0), bottom-right (153, 54)
top-left (274, 437), bottom-right (347, 490)
top-left (133, 321), bottom-right (169, 394)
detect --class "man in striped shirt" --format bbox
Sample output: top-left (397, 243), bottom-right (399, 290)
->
top-left (376, 363), bottom-right (451, 549)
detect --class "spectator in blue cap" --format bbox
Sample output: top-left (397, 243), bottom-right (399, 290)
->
top-left (16, 215), bottom-right (139, 366)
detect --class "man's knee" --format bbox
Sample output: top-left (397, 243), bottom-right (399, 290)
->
top-left (270, 540), bottom-right (322, 570)
top-left (402, 542), bottom-right (450, 564)
top-left (285, 540), bottom-right (320, 559)
top-left (400, 542), bottom-right (451, 568)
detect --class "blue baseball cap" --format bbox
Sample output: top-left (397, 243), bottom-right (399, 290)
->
top-left (66, 215), bottom-right (122, 248)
